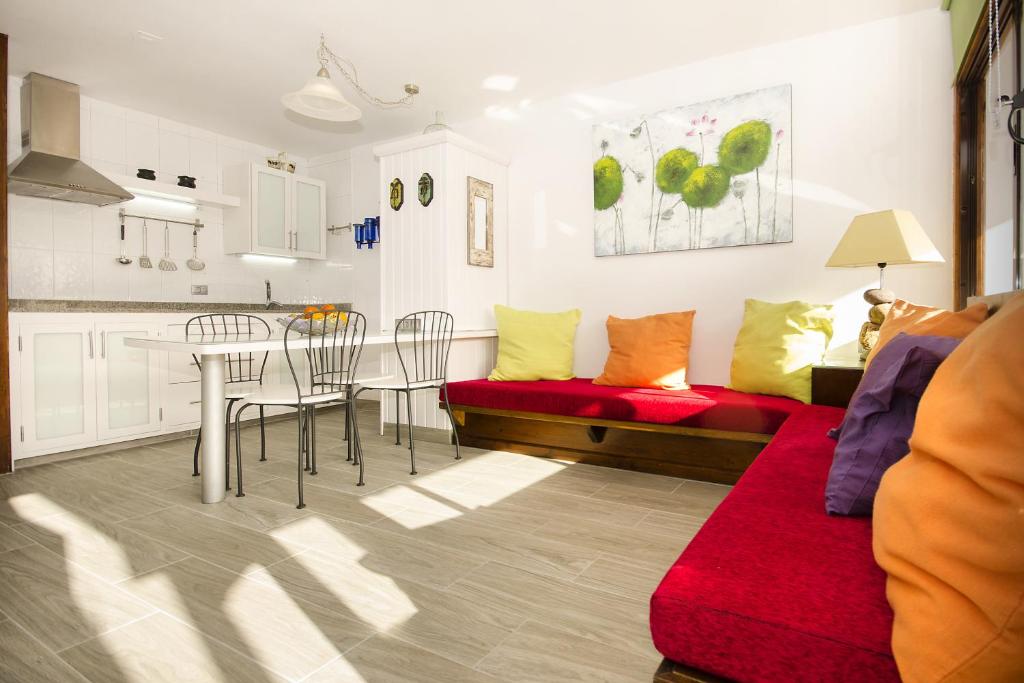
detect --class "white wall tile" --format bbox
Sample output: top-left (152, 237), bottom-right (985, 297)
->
top-left (126, 121), bottom-right (159, 173)
top-left (10, 195), bottom-right (54, 249)
top-left (53, 250), bottom-right (94, 299)
top-left (9, 247), bottom-right (54, 299)
top-left (91, 207), bottom-right (123, 255)
top-left (52, 203), bottom-right (94, 252)
top-left (92, 254), bottom-right (131, 300)
top-left (127, 264), bottom-right (162, 301)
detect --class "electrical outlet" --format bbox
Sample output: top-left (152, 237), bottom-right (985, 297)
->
top-left (395, 318), bottom-right (421, 332)
top-left (191, 285), bottom-right (208, 295)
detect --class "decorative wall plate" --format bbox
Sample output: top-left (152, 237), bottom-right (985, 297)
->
top-left (418, 172), bottom-right (434, 207)
top-left (389, 178), bottom-right (404, 211)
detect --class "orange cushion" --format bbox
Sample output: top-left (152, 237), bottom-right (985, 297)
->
top-left (873, 292), bottom-right (1024, 682)
top-left (866, 299), bottom-right (987, 366)
top-left (593, 311), bottom-right (695, 390)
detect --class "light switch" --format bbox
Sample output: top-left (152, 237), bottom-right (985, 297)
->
top-left (191, 285), bottom-right (208, 295)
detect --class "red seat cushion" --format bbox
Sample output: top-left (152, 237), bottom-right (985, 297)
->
top-left (650, 404), bottom-right (898, 682)
top-left (444, 378), bottom-right (800, 435)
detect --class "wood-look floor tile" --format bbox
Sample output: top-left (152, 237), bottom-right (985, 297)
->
top-left (0, 619), bottom-right (90, 683)
top-left (249, 548), bottom-right (519, 666)
top-left (573, 557), bottom-right (669, 602)
top-left (63, 457), bottom-right (187, 493)
top-left (3, 469), bottom-right (172, 525)
top-left (246, 476), bottom-right (403, 525)
top-left (373, 511), bottom-right (597, 581)
top-left (447, 561), bottom-right (654, 658)
top-left (244, 456), bottom-right (395, 496)
top-left (0, 470), bottom-right (81, 525)
top-left (635, 509), bottom-right (708, 539)
top-left (590, 479), bottom-right (730, 517)
top-left (0, 544), bottom-right (154, 651)
top-left (154, 481), bottom-right (308, 532)
top-left (307, 634), bottom-right (498, 683)
top-left (60, 612), bottom-right (287, 683)
top-left (443, 484), bottom-right (651, 529)
top-left (533, 516), bottom-right (685, 570)
top-left (268, 514), bottom-right (486, 590)
top-left (0, 523), bottom-right (35, 553)
top-left (13, 512), bottom-right (187, 582)
top-left (476, 620), bottom-right (658, 683)
top-left (119, 506), bottom-right (295, 575)
top-left (122, 557), bottom-right (372, 681)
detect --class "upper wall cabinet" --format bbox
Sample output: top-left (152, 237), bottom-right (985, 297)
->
top-left (222, 164), bottom-right (327, 259)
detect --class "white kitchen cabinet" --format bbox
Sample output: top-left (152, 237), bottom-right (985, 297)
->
top-left (17, 321), bottom-right (97, 453)
top-left (95, 322), bottom-right (163, 441)
top-left (223, 164), bottom-right (327, 259)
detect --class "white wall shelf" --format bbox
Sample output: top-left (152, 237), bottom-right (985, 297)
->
top-left (103, 172), bottom-right (242, 208)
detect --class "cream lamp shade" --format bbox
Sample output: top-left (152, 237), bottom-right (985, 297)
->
top-left (826, 209), bottom-right (944, 268)
top-left (281, 67), bottom-right (361, 122)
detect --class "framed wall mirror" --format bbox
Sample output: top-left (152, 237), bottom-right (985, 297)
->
top-left (467, 176), bottom-right (494, 267)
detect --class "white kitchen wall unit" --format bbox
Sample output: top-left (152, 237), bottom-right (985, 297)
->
top-left (373, 131), bottom-right (508, 430)
top-left (222, 164), bottom-right (327, 259)
top-left (8, 312), bottom-right (295, 461)
top-left (102, 172), bottom-right (241, 208)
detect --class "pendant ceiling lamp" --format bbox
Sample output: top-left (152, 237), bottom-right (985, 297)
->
top-left (282, 34), bottom-right (419, 122)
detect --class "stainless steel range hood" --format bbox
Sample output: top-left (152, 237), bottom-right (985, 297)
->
top-left (7, 73), bottom-right (134, 206)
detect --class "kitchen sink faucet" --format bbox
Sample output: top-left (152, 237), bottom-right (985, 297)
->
top-left (265, 280), bottom-right (282, 309)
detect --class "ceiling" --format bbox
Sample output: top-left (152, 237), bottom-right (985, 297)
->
top-left (1, 0), bottom-right (938, 157)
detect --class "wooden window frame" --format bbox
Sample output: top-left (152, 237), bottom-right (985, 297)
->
top-left (1, 33), bottom-right (10, 474)
top-left (954, 0), bottom-right (1021, 309)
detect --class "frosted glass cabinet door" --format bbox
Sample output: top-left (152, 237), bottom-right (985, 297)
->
top-left (252, 166), bottom-right (290, 254)
top-left (18, 323), bottom-right (97, 453)
top-left (294, 177), bottom-right (326, 258)
top-left (96, 323), bottom-right (162, 440)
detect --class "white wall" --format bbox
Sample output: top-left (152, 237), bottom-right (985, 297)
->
top-left (445, 9), bottom-right (953, 385)
top-left (6, 77), bottom-right (353, 306)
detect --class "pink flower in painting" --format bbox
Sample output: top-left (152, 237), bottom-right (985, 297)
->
top-left (776, 129), bottom-right (785, 139)
top-left (686, 112), bottom-right (717, 138)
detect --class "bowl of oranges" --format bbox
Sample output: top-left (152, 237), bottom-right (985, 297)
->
top-left (277, 304), bottom-right (349, 336)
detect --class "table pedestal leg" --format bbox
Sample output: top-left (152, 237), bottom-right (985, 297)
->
top-left (200, 353), bottom-right (226, 503)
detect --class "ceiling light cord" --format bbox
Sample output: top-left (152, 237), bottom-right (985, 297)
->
top-left (317, 34), bottom-right (417, 109)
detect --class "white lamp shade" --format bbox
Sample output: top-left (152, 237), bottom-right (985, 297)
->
top-left (281, 69), bottom-right (361, 122)
top-left (826, 209), bottom-right (945, 268)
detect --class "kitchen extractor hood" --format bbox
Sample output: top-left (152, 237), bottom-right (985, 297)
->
top-left (7, 73), bottom-right (134, 206)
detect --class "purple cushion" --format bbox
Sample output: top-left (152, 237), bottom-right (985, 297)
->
top-left (825, 333), bottom-right (961, 516)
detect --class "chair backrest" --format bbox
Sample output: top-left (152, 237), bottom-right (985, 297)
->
top-left (283, 311), bottom-right (367, 399)
top-left (394, 311), bottom-right (455, 384)
top-left (186, 313), bottom-right (271, 384)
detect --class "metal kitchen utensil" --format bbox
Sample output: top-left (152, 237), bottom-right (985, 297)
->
top-left (138, 219), bottom-right (153, 269)
top-left (116, 213), bottom-right (132, 265)
top-left (186, 228), bottom-right (205, 271)
top-left (158, 222), bottom-right (177, 271)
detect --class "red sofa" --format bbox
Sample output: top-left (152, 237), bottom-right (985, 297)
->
top-left (650, 404), bottom-right (899, 682)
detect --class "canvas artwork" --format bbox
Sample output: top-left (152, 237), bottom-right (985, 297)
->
top-left (593, 84), bottom-right (792, 256)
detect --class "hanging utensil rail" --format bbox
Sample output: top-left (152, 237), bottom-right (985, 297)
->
top-left (118, 208), bottom-right (204, 230)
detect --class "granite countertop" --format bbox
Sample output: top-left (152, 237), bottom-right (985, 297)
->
top-left (9, 299), bottom-right (352, 314)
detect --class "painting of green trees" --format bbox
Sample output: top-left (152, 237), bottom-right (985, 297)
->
top-left (592, 85), bottom-right (792, 256)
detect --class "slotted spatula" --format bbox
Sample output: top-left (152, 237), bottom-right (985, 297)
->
top-left (186, 228), bottom-right (205, 271)
top-left (158, 222), bottom-right (177, 272)
top-left (138, 219), bottom-right (153, 269)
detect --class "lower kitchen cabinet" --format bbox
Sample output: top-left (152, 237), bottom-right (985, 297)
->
top-left (9, 312), bottom-right (293, 462)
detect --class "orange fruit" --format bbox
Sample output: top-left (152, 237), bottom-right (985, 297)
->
top-left (303, 305), bottom-right (319, 319)
top-left (321, 303), bottom-right (336, 312)
top-left (311, 312), bottom-right (326, 320)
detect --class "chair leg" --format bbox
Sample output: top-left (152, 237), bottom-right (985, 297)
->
top-left (394, 390), bottom-right (402, 445)
top-left (344, 402), bottom-right (350, 443)
top-left (442, 383), bottom-right (462, 461)
top-left (347, 399), bottom-right (356, 465)
top-left (258, 406), bottom-right (266, 461)
top-left (296, 407), bottom-right (306, 509)
top-left (405, 390), bottom-right (417, 475)
top-left (192, 429), bottom-right (201, 476)
top-left (234, 405), bottom-right (249, 498)
top-left (224, 400), bottom-right (236, 491)
top-left (352, 402), bottom-right (365, 487)
top-left (302, 406), bottom-right (310, 471)
top-left (310, 406), bottom-right (318, 476)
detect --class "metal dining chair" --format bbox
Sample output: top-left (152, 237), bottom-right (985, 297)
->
top-left (232, 311), bottom-right (367, 507)
top-left (354, 311), bottom-right (460, 477)
top-left (186, 313), bottom-right (271, 490)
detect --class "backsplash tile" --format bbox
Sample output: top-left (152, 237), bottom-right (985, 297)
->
top-left (9, 247), bottom-right (54, 299)
top-left (53, 250), bottom-right (94, 299)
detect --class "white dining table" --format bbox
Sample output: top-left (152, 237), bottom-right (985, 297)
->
top-left (125, 329), bottom-right (497, 503)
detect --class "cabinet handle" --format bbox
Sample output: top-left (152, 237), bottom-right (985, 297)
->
top-left (189, 400), bottom-right (202, 405)
top-left (292, 231), bottom-right (298, 251)
top-left (87, 331), bottom-right (94, 359)
top-left (100, 331), bottom-right (106, 359)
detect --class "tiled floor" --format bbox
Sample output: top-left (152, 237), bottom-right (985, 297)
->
top-left (0, 404), bottom-right (729, 683)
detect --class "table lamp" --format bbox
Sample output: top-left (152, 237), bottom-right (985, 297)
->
top-left (826, 209), bottom-right (944, 359)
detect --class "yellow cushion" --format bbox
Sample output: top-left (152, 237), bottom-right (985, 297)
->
top-left (728, 299), bottom-right (833, 403)
top-left (594, 311), bottom-right (695, 390)
top-left (488, 305), bottom-right (581, 381)
top-left (873, 292), bottom-right (1024, 683)
top-left (865, 298), bottom-right (988, 367)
